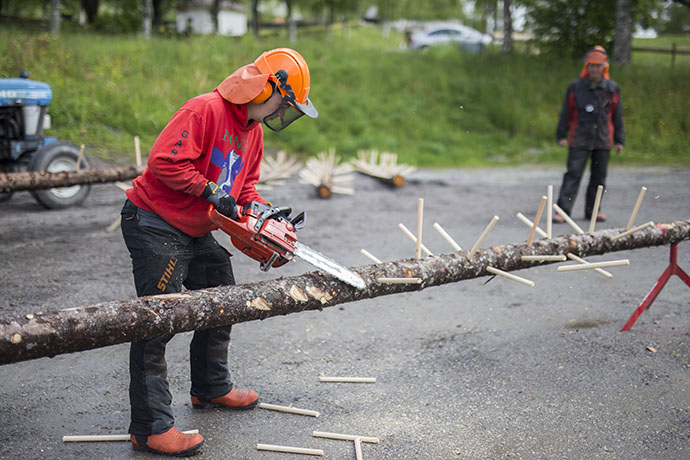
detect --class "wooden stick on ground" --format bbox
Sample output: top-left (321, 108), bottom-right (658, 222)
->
top-left (516, 212), bottom-right (548, 238)
top-left (398, 223), bottom-right (433, 256)
top-left (257, 443), bottom-right (324, 456)
top-left (258, 403), bottom-right (320, 417)
top-left (319, 377), bottom-right (376, 383)
top-left (63, 430), bottom-right (198, 442)
top-left (566, 253), bottom-right (613, 279)
top-left (469, 216), bottom-right (499, 257)
top-left (527, 196), bottom-right (548, 246)
top-left (547, 185), bottom-right (553, 239)
top-left (626, 186), bottom-right (647, 230)
top-left (610, 221), bottom-right (655, 241)
top-left (553, 203), bottom-right (584, 234)
top-left (588, 185), bottom-right (604, 234)
top-left (416, 198), bottom-right (424, 259)
top-left (433, 222), bottom-right (462, 251)
top-left (312, 431), bottom-right (380, 444)
top-left (557, 259), bottom-right (630, 272)
top-left (360, 249), bottom-right (382, 264)
top-left (486, 266), bottom-right (535, 287)
top-left (354, 437), bottom-right (363, 460)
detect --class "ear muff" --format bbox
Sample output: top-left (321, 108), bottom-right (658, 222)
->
top-left (251, 79), bottom-right (276, 104)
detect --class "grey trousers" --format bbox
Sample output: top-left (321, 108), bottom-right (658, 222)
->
top-left (121, 200), bottom-right (235, 435)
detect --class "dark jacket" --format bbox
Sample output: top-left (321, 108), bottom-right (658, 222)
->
top-left (556, 77), bottom-right (624, 150)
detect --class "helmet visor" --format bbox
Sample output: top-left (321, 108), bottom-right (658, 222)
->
top-left (263, 98), bottom-right (306, 132)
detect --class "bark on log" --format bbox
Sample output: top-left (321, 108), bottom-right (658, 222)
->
top-left (0, 166), bottom-right (145, 192)
top-left (1, 221), bottom-right (688, 366)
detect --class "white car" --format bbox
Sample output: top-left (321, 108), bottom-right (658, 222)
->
top-left (409, 24), bottom-right (493, 52)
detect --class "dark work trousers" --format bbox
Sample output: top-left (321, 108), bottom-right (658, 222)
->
top-left (556, 147), bottom-right (610, 218)
top-left (120, 200), bottom-right (235, 436)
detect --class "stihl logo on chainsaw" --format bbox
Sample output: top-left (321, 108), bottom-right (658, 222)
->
top-left (208, 202), bottom-right (366, 289)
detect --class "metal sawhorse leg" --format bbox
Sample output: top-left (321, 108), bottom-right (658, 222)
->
top-left (621, 242), bottom-right (690, 331)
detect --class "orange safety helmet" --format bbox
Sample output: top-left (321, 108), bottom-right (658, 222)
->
top-left (251, 48), bottom-right (318, 131)
top-left (580, 45), bottom-right (610, 79)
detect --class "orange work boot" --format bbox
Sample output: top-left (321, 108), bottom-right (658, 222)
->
top-left (130, 427), bottom-right (204, 457)
top-left (191, 388), bottom-right (259, 410)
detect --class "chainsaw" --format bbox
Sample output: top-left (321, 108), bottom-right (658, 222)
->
top-left (208, 202), bottom-right (366, 289)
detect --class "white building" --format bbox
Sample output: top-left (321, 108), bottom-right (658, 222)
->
top-left (177, 0), bottom-right (247, 37)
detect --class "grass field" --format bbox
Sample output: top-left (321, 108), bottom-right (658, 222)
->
top-left (0, 25), bottom-right (688, 167)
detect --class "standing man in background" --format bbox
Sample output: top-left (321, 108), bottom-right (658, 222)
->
top-left (120, 48), bottom-right (317, 457)
top-left (554, 45), bottom-right (624, 223)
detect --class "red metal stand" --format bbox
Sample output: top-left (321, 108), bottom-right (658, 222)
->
top-left (621, 242), bottom-right (690, 331)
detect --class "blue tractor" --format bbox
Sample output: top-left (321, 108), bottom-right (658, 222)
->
top-left (0, 72), bottom-right (91, 208)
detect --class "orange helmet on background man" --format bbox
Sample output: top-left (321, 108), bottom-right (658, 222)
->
top-left (252, 48), bottom-right (318, 131)
top-left (580, 45), bottom-right (610, 79)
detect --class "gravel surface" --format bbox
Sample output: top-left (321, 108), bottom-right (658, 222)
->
top-left (0, 165), bottom-right (688, 460)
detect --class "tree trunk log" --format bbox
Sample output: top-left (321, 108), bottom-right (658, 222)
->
top-left (0, 166), bottom-right (144, 192)
top-left (1, 221), bottom-right (688, 366)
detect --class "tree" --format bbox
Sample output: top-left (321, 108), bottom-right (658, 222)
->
top-left (613, 0), bottom-right (633, 65)
top-left (503, 0), bottom-right (513, 54)
top-left (50, 0), bottom-right (61, 36)
top-left (81, 0), bottom-right (99, 23)
top-left (141, 0), bottom-right (152, 38)
top-left (525, 0), bottom-right (617, 58)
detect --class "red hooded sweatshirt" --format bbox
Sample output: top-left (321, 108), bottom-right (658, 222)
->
top-left (126, 89), bottom-right (266, 237)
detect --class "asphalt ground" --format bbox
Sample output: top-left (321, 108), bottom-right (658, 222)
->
top-left (0, 165), bottom-right (688, 460)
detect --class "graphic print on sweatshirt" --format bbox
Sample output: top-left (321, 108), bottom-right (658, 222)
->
top-left (210, 146), bottom-right (245, 193)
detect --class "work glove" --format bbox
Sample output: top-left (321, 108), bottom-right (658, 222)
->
top-left (202, 181), bottom-right (237, 220)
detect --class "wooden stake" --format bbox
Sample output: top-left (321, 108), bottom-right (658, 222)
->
top-left (547, 185), bottom-right (553, 239)
top-left (376, 277), bottom-right (422, 284)
top-left (588, 185), bottom-right (604, 234)
top-left (312, 431), bottom-right (380, 444)
top-left (63, 430), bottom-right (198, 442)
top-left (552, 204), bottom-right (584, 234)
top-left (319, 376), bottom-right (376, 383)
top-left (557, 259), bottom-right (630, 272)
top-left (469, 216), bottom-right (499, 257)
top-left (360, 249), bottom-right (382, 264)
top-left (416, 198), bottom-right (424, 259)
top-left (398, 223), bottom-right (433, 256)
top-left (114, 181), bottom-right (130, 192)
top-left (134, 135), bottom-right (142, 167)
top-left (516, 212), bottom-right (547, 238)
top-left (626, 186), bottom-right (647, 230)
top-left (520, 255), bottom-right (566, 262)
top-left (610, 221), bottom-right (655, 241)
top-left (106, 216), bottom-right (121, 233)
top-left (486, 266), bottom-right (534, 287)
top-left (257, 443), bottom-right (324, 456)
top-left (259, 403), bottom-right (319, 417)
top-left (566, 253), bottom-right (613, 279)
top-left (527, 196), bottom-right (548, 246)
top-left (433, 222), bottom-right (462, 251)
top-left (75, 144), bottom-right (85, 169)
top-left (354, 437), bottom-right (363, 460)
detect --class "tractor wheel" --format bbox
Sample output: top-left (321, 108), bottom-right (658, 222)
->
top-left (28, 142), bottom-right (92, 209)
